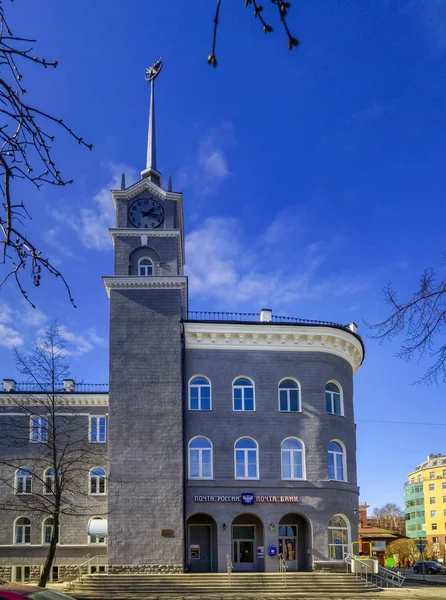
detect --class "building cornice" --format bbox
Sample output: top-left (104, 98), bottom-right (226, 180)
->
top-left (184, 322), bottom-right (363, 373)
top-left (0, 394), bottom-right (108, 407)
top-left (109, 228), bottom-right (181, 241)
top-left (102, 276), bottom-right (188, 309)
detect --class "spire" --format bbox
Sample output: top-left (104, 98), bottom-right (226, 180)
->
top-left (141, 58), bottom-right (163, 186)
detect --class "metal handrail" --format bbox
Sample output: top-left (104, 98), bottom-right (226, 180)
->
top-left (377, 565), bottom-right (405, 587)
top-left (344, 553), bottom-right (370, 587)
top-left (226, 552), bottom-right (233, 587)
top-left (278, 553), bottom-right (287, 587)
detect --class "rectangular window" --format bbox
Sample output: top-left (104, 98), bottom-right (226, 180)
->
top-left (417, 475), bottom-right (422, 481)
top-left (443, 482), bottom-right (446, 490)
top-left (444, 509), bottom-right (446, 517)
top-left (432, 523), bottom-right (438, 530)
top-left (14, 566), bottom-right (30, 582)
top-left (430, 497), bottom-right (436, 504)
top-left (431, 510), bottom-right (437, 518)
top-left (44, 524), bottom-right (53, 544)
top-left (90, 416), bottom-right (107, 443)
top-left (443, 470), bottom-right (446, 477)
top-left (433, 536), bottom-right (439, 544)
top-left (30, 416), bottom-right (48, 443)
top-left (430, 472), bottom-right (436, 479)
top-left (429, 484), bottom-right (435, 491)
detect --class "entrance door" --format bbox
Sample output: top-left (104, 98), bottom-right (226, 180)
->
top-left (278, 525), bottom-right (298, 571)
top-left (232, 525), bottom-right (255, 571)
top-left (189, 524), bottom-right (211, 572)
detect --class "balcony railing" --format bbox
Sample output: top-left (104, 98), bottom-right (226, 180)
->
top-left (185, 311), bottom-right (342, 327)
top-left (4, 382), bottom-right (109, 394)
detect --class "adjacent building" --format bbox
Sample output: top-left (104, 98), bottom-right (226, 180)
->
top-left (405, 453), bottom-right (446, 557)
top-left (0, 62), bottom-right (366, 580)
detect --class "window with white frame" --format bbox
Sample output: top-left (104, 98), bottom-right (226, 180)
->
top-left (138, 257), bottom-right (153, 276)
top-left (444, 496), bottom-right (446, 503)
top-left (233, 378), bottom-right (255, 411)
top-left (90, 468), bottom-right (106, 495)
top-left (43, 468), bottom-right (55, 494)
top-left (235, 438), bottom-right (258, 479)
top-left (281, 438), bottom-right (304, 479)
top-left (189, 376), bottom-right (211, 410)
top-left (432, 523), bottom-right (438, 530)
top-left (30, 416), bottom-right (48, 443)
top-left (328, 515), bottom-right (349, 560)
top-left (278, 379), bottom-right (300, 412)
top-left (15, 469), bottom-right (32, 494)
top-left (188, 437), bottom-right (213, 479)
top-left (325, 382), bottom-right (342, 415)
top-left (42, 517), bottom-right (56, 545)
top-left (443, 482), bottom-right (446, 490)
top-left (90, 416), bottom-right (106, 443)
top-left (430, 497), bottom-right (436, 504)
top-left (328, 441), bottom-right (345, 481)
top-left (15, 517), bottom-right (31, 544)
top-left (88, 517), bottom-right (107, 544)
top-left (444, 469), bottom-right (446, 477)
top-left (430, 472), bottom-right (436, 479)
top-left (430, 483), bottom-right (435, 491)
top-left (431, 510), bottom-right (437, 518)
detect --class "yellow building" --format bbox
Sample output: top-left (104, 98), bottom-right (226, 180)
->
top-left (405, 453), bottom-right (446, 557)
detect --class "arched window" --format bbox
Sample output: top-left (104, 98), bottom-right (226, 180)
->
top-left (138, 257), bottom-right (153, 276)
top-left (90, 468), bottom-right (106, 495)
top-left (188, 437), bottom-right (213, 479)
top-left (43, 468), bottom-right (55, 495)
top-left (328, 441), bottom-right (346, 481)
top-left (328, 515), bottom-right (349, 560)
top-left (279, 379), bottom-right (301, 412)
top-left (189, 376), bottom-right (211, 411)
top-left (88, 517), bottom-right (106, 545)
top-left (14, 517), bottom-right (31, 544)
top-left (325, 382), bottom-right (343, 415)
top-left (233, 378), bottom-right (255, 411)
top-left (42, 517), bottom-right (56, 545)
top-left (15, 469), bottom-right (32, 494)
top-left (281, 438), bottom-right (304, 480)
top-left (235, 438), bottom-right (258, 479)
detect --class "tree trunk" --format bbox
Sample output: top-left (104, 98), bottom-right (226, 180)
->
top-left (38, 511), bottom-right (59, 587)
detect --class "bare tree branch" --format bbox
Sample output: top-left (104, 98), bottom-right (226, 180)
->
top-left (208, 0), bottom-right (299, 67)
top-left (0, 4), bottom-right (92, 307)
top-left (368, 258), bottom-right (446, 384)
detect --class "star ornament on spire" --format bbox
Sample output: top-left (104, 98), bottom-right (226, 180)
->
top-left (145, 58), bottom-right (163, 82)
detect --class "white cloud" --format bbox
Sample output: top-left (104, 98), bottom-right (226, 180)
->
top-left (178, 123), bottom-right (233, 196)
top-left (50, 163), bottom-right (138, 251)
top-left (185, 216), bottom-right (367, 310)
top-left (0, 303), bottom-right (24, 348)
top-left (43, 228), bottom-right (79, 260)
top-left (58, 326), bottom-right (105, 358)
top-left (20, 308), bottom-right (48, 327)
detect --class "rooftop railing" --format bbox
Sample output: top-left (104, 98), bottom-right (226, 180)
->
top-left (185, 310), bottom-right (343, 327)
top-left (2, 381), bottom-right (109, 393)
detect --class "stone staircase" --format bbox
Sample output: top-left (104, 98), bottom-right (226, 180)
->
top-left (63, 572), bottom-right (381, 598)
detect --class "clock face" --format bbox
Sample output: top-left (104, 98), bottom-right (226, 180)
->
top-left (128, 198), bottom-right (164, 229)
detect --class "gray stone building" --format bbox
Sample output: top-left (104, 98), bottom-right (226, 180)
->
top-left (0, 63), bottom-right (364, 580)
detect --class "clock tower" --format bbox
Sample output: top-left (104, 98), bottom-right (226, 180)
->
top-left (103, 59), bottom-right (187, 572)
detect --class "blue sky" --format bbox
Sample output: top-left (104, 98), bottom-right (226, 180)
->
top-left (1, 0), bottom-right (446, 513)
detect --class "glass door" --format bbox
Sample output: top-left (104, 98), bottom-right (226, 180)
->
top-left (232, 525), bottom-right (255, 570)
top-left (278, 525), bottom-right (298, 571)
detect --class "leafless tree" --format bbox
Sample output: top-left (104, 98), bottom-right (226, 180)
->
top-left (371, 503), bottom-right (405, 535)
top-left (208, 0), bottom-right (299, 67)
top-left (369, 261), bottom-right (446, 384)
top-left (0, 323), bottom-right (107, 587)
top-left (0, 4), bottom-right (92, 308)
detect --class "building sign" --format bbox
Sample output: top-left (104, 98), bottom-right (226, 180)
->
top-left (241, 493), bottom-right (255, 505)
top-left (161, 529), bottom-right (174, 537)
top-left (268, 546), bottom-right (277, 556)
top-left (193, 495), bottom-right (298, 503)
top-left (257, 546), bottom-right (264, 558)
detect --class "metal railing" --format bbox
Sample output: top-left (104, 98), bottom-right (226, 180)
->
top-left (344, 553), bottom-right (405, 589)
top-left (185, 311), bottom-right (342, 327)
top-left (278, 553), bottom-right (287, 587)
top-left (226, 552), bottom-right (233, 587)
top-left (10, 382), bottom-right (108, 393)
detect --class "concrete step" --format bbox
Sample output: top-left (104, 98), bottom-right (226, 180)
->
top-left (64, 572), bottom-right (380, 598)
